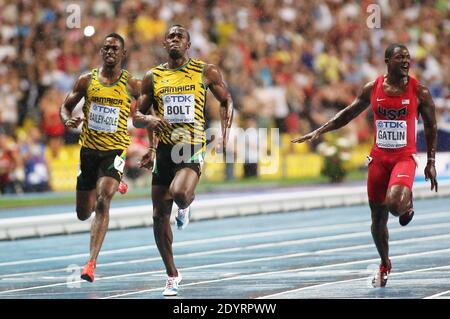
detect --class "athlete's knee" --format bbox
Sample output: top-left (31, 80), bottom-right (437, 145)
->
top-left (370, 212), bottom-right (388, 229)
top-left (152, 212), bottom-right (170, 226)
top-left (387, 204), bottom-right (401, 217)
top-left (171, 188), bottom-right (193, 207)
top-left (371, 216), bottom-right (388, 229)
top-left (385, 197), bottom-right (407, 217)
top-left (76, 208), bottom-right (92, 221)
top-left (96, 193), bottom-right (113, 212)
top-left (385, 185), bottom-right (411, 216)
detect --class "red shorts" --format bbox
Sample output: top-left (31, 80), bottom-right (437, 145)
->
top-left (367, 152), bottom-right (417, 203)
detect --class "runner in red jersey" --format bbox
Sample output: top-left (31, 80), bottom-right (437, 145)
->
top-left (367, 73), bottom-right (420, 205)
top-left (291, 44), bottom-right (438, 287)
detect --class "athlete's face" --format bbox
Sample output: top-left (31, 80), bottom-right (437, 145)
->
top-left (386, 47), bottom-right (410, 77)
top-left (100, 37), bottom-right (125, 67)
top-left (164, 27), bottom-right (191, 59)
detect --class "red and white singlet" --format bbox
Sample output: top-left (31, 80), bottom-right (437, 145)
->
top-left (370, 75), bottom-right (419, 156)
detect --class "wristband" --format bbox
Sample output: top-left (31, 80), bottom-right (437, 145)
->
top-left (148, 147), bottom-right (156, 152)
top-left (427, 158), bottom-right (435, 162)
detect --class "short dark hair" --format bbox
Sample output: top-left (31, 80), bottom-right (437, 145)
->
top-left (385, 43), bottom-right (407, 60)
top-left (105, 32), bottom-right (125, 48)
top-left (166, 24), bottom-right (190, 41)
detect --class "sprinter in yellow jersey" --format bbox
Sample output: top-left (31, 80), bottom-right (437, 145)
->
top-left (133, 25), bottom-right (233, 296)
top-left (60, 33), bottom-right (140, 283)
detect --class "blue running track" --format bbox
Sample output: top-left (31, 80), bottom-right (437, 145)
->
top-left (0, 196), bottom-right (450, 299)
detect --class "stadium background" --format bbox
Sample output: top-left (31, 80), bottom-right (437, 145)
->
top-left (0, 0), bottom-right (449, 195)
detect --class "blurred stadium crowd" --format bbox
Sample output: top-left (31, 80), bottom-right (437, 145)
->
top-left (0, 0), bottom-right (449, 194)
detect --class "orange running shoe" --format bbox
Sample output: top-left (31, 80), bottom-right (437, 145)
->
top-left (117, 180), bottom-right (128, 194)
top-left (372, 259), bottom-right (392, 287)
top-left (81, 260), bottom-right (96, 282)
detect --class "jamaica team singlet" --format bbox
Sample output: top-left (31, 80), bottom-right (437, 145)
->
top-left (79, 68), bottom-right (131, 151)
top-left (370, 75), bottom-right (419, 156)
top-left (151, 58), bottom-right (207, 147)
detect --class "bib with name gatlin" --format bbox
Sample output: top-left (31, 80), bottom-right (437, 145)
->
top-left (80, 68), bottom-right (132, 151)
top-left (151, 58), bottom-right (207, 146)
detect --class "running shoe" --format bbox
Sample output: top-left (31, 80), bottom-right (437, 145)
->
top-left (175, 206), bottom-right (191, 230)
top-left (399, 208), bottom-right (414, 226)
top-left (162, 271), bottom-right (182, 296)
top-left (117, 180), bottom-right (128, 194)
top-left (372, 259), bottom-right (391, 288)
top-left (81, 260), bottom-right (96, 282)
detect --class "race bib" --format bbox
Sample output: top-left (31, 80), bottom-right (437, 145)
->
top-left (114, 155), bottom-right (125, 173)
top-left (163, 94), bottom-right (195, 124)
top-left (191, 151), bottom-right (205, 170)
top-left (198, 152), bottom-right (204, 170)
top-left (376, 120), bottom-right (407, 149)
top-left (88, 102), bottom-right (120, 133)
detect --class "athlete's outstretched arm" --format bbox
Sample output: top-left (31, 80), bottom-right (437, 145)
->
top-left (60, 73), bottom-right (90, 128)
top-left (204, 64), bottom-right (233, 150)
top-left (132, 70), bottom-right (171, 131)
top-left (417, 84), bottom-right (438, 192)
top-left (291, 81), bottom-right (374, 143)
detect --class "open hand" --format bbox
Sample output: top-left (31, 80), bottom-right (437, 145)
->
top-left (291, 130), bottom-right (321, 143)
top-left (139, 149), bottom-right (156, 170)
top-left (149, 117), bottom-right (171, 132)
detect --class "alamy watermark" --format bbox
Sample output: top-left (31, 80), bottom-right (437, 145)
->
top-left (366, 4), bottom-right (381, 29)
top-left (66, 264), bottom-right (81, 288)
top-left (169, 127), bottom-right (280, 175)
top-left (66, 4), bottom-right (81, 29)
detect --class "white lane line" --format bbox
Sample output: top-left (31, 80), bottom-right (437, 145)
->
top-left (424, 289), bottom-right (450, 299)
top-left (2, 221), bottom-right (450, 279)
top-left (0, 220), bottom-right (367, 267)
top-left (2, 210), bottom-right (449, 268)
top-left (3, 234), bottom-right (448, 297)
top-left (103, 248), bottom-right (450, 299)
top-left (258, 264), bottom-right (450, 299)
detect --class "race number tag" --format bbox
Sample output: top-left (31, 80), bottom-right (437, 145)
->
top-left (88, 102), bottom-right (120, 133)
top-left (376, 120), bottom-right (407, 149)
top-left (192, 152), bottom-right (205, 170)
top-left (114, 155), bottom-right (125, 173)
top-left (198, 152), bottom-right (204, 170)
top-left (163, 94), bottom-right (195, 124)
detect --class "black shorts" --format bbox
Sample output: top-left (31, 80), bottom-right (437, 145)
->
top-left (76, 147), bottom-right (126, 191)
top-left (152, 142), bottom-right (204, 186)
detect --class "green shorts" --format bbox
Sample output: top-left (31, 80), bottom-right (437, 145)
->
top-left (152, 142), bottom-right (204, 186)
